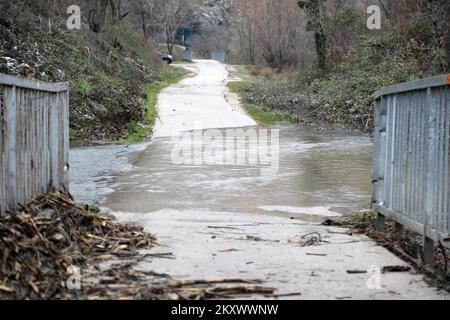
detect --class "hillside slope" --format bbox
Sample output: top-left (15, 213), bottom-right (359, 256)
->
top-left (0, 1), bottom-right (176, 144)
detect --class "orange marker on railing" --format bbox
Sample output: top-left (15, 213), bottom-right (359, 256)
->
top-left (445, 74), bottom-right (450, 85)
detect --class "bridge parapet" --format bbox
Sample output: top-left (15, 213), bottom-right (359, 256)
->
top-left (373, 75), bottom-right (450, 262)
top-left (0, 73), bottom-right (69, 214)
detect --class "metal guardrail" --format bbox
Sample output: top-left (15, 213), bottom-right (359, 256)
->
top-left (0, 73), bottom-right (70, 214)
top-left (183, 50), bottom-right (193, 61)
top-left (211, 50), bottom-right (226, 63)
top-left (372, 74), bottom-right (450, 262)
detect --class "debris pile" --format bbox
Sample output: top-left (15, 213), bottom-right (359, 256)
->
top-left (322, 212), bottom-right (450, 291)
top-left (0, 190), bottom-right (156, 300)
top-left (289, 232), bottom-right (327, 247)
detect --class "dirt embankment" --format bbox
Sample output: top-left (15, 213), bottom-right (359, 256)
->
top-left (0, 1), bottom-right (170, 145)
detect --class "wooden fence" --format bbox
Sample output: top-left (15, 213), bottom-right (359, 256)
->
top-left (372, 74), bottom-right (450, 263)
top-left (0, 73), bottom-right (69, 214)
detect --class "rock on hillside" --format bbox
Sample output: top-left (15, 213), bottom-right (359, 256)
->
top-left (193, 0), bottom-right (234, 28)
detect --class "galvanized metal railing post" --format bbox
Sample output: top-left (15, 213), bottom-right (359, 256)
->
top-left (49, 93), bottom-right (59, 189)
top-left (0, 89), bottom-right (3, 215)
top-left (63, 90), bottom-right (70, 186)
top-left (4, 85), bottom-right (17, 212)
top-left (373, 74), bottom-right (450, 252)
top-left (424, 87), bottom-right (437, 265)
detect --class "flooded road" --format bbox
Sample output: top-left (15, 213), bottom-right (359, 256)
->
top-left (105, 125), bottom-right (373, 219)
top-left (70, 125), bottom-right (372, 217)
top-left (101, 126), bottom-right (447, 299)
top-left (70, 60), bottom-right (449, 299)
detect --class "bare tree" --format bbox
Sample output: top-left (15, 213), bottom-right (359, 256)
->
top-left (134, 0), bottom-right (154, 37)
top-left (298, 0), bottom-right (328, 71)
top-left (150, 0), bottom-right (195, 54)
top-left (418, 0), bottom-right (450, 72)
top-left (377, 0), bottom-right (450, 72)
top-left (257, 0), bottom-right (306, 69)
top-left (79, 0), bottom-right (127, 33)
top-left (191, 25), bottom-right (232, 58)
top-left (232, 0), bottom-right (307, 69)
top-left (233, 0), bottom-right (260, 65)
top-left (109, 0), bottom-right (129, 21)
top-left (85, 0), bottom-right (109, 33)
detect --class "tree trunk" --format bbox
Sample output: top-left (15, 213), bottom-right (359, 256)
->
top-left (167, 42), bottom-right (174, 55)
top-left (110, 0), bottom-right (118, 20)
top-left (315, 26), bottom-right (328, 72)
top-left (298, 0), bottom-right (329, 72)
top-left (87, 0), bottom-right (109, 33)
top-left (141, 10), bottom-right (147, 37)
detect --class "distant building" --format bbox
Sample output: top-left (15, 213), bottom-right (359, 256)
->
top-left (176, 26), bottom-right (200, 49)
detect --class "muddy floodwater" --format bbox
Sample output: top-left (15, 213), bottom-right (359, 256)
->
top-left (69, 142), bottom-right (148, 205)
top-left (71, 125), bottom-right (372, 218)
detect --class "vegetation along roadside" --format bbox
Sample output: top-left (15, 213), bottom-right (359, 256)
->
top-left (227, 1), bottom-right (449, 133)
top-left (227, 78), bottom-right (303, 126)
top-left (105, 66), bottom-right (189, 145)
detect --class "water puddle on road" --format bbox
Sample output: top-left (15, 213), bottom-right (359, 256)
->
top-left (69, 142), bottom-right (149, 204)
